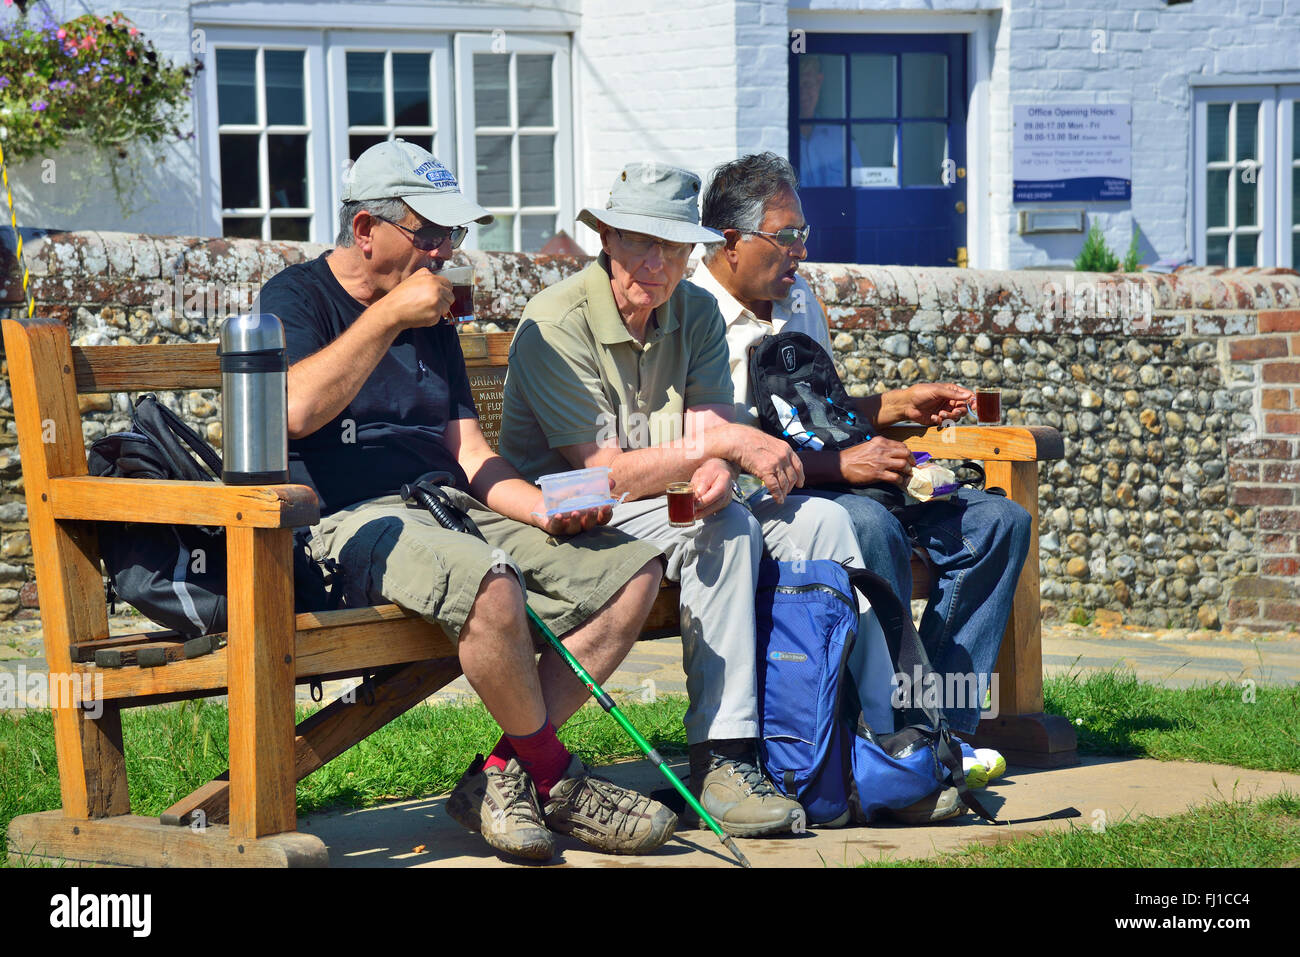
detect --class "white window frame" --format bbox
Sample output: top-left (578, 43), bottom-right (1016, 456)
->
top-left (197, 29), bottom-right (331, 242)
top-left (453, 33), bottom-right (574, 252)
top-left (1192, 85), bottom-right (1300, 268)
top-left (197, 25), bottom-right (574, 250)
top-left (325, 34), bottom-right (454, 222)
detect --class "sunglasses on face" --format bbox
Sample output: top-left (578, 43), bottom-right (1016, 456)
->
top-left (613, 228), bottom-right (693, 262)
top-left (373, 215), bottom-right (469, 251)
top-left (737, 225), bottom-right (812, 248)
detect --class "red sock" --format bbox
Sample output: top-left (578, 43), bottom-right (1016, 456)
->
top-left (499, 720), bottom-right (571, 800)
top-left (483, 736), bottom-right (516, 773)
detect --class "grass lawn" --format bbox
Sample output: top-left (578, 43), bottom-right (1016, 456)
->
top-left (2, 670), bottom-right (1297, 866)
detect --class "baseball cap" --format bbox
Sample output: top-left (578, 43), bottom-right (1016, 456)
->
top-left (578, 161), bottom-right (722, 245)
top-left (342, 139), bottom-right (494, 227)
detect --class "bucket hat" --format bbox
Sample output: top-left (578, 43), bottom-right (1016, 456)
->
top-left (343, 139), bottom-right (494, 227)
top-left (578, 162), bottom-right (722, 245)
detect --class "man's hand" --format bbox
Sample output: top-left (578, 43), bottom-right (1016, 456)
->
top-left (377, 268), bottom-right (456, 330)
top-left (838, 437), bottom-right (915, 487)
top-left (532, 501), bottom-right (613, 537)
top-left (689, 458), bottom-right (737, 520)
top-left (898, 383), bottom-right (973, 426)
top-left (729, 427), bottom-right (804, 503)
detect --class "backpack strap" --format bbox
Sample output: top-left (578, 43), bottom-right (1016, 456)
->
top-left (131, 394), bottom-right (223, 481)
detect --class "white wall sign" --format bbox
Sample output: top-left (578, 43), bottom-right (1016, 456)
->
top-left (1013, 105), bottom-right (1131, 202)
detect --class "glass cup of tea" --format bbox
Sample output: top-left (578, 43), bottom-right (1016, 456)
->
top-left (439, 265), bottom-right (474, 322)
top-left (666, 482), bottom-right (696, 528)
top-left (973, 388), bottom-right (1001, 424)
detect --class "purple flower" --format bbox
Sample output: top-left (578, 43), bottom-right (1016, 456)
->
top-left (0, 77), bottom-right (9, 89)
top-left (32, 101), bottom-right (48, 112)
top-left (99, 58), bottom-right (109, 65)
top-left (114, 76), bottom-right (123, 84)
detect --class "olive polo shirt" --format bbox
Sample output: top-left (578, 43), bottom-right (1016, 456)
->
top-left (499, 254), bottom-right (735, 483)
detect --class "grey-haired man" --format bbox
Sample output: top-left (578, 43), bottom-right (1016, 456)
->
top-left (254, 140), bottom-right (675, 861)
top-left (695, 152), bottom-right (1031, 750)
top-left (498, 162), bottom-right (872, 837)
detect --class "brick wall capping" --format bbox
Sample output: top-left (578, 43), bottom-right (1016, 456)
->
top-left (6, 231), bottom-right (1300, 333)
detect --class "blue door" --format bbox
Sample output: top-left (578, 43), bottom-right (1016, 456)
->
top-left (790, 34), bottom-right (968, 267)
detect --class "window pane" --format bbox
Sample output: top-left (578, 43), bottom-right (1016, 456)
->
top-left (349, 134), bottom-right (387, 161)
top-left (517, 55), bottom-right (553, 127)
top-left (216, 49), bottom-right (257, 125)
top-left (1235, 102), bottom-right (1259, 161)
top-left (796, 124), bottom-right (846, 187)
top-left (850, 54), bottom-right (894, 118)
top-left (264, 50), bottom-right (304, 126)
top-left (1206, 104), bottom-right (1229, 164)
top-left (1206, 168), bottom-right (1229, 228)
top-left (270, 218), bottom-right (311, 241)
top-left (476, 134), bottom-right (513, 205)
top-left (901, 53), bottom-right (946, 118)
top-left (521, 214), bottom-right (556, 253)
top-left (518, 135), bottom-right (555, 206)
top-left (347, 52), bottom-right (386, 127)
top-left (219, 134), bottom-right (261, 208)
top-left (268, 134), bottom-right (308, 208)
top-left (1235, 233), bottom-right (1257, 267)
top-left (1206, 234), bottom-right (1228, 265)
top-left (901, 122), bottom-right (947, 187)
top-left (223, 217), bottom-right (262, 239)
top-left (477, 213), bottom-right (514, 251)
top-left (474, 54), bottom-right (510, 127)
top-left (1236, 175), bottom-right (1256, 226)
top-left (799, 54), bottom-right (845, 119)
top-left (1294, 101), bottom-right (1299, 157)
top-left (1293, 166), bottom-right (1300, 228)
top-left (850, 124), bottom-right (897, 186)
top-left (393, 53), bottom-right (431, 127)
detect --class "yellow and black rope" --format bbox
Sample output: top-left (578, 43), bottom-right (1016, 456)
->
top-left (0, 136), bottom-right (35, 318)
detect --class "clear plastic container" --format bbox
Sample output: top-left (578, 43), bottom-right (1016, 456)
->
top-left (535, 466), bottom-right (619, 515)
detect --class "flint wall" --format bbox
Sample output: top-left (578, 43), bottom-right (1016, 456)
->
top-left (2, 230), bottom-right (1298, 630)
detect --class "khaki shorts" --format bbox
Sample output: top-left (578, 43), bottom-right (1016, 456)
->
top-left (308, 488), bottom-right (663, 644)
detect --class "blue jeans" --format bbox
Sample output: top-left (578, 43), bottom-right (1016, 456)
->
top-left (804, 486), bottom-right (1032, 733)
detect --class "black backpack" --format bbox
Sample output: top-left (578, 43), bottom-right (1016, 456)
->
top-left (749, 331), bottom-right (872, 453)
top-left (87, 395), bottom-right (338, 641)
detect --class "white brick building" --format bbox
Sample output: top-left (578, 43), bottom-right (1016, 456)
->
top-left (6, 0), bottom-right (1300, 269)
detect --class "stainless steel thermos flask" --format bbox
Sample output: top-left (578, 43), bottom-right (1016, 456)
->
top-left (218, 313), bottom-right (289, 485)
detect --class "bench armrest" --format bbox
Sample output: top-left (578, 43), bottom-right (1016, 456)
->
top-left (47, 476), bottom-right (320, 528)
top-left (878, 425), bottom-right (1064, 462)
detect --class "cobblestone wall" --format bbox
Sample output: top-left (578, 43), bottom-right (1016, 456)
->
top-left (2, 231), bottom-right (1298, 630)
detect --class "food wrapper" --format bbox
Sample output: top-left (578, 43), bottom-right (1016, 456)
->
top-left (906, 462), bottom-right (961, 503)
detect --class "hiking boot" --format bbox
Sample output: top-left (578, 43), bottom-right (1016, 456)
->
top-left (688, 741), bottom-right (805, 837)
top-left (446, 754), bottom-right (555, 861)
top-left (880, 786), bottom-right (966, 825)
top-left (542, 755), bottom-right (677, 854)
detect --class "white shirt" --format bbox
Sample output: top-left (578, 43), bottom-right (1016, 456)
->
top-left (688, 262), bottom-right (833, 427)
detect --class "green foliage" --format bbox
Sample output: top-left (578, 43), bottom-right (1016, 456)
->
top-left (0, 10), bottom-right (199, 174)
top-left (1067, 607), bottom-right (1094, 626)
top-left (1074, 222), bottom-right (1120, 273)
top-left (1121, 227), bottom-right (1142, 272)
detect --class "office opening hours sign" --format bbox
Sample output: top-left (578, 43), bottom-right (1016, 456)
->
top-left (1013, 105), bottom-right (1131, 202)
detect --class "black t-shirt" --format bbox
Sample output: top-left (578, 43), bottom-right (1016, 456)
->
top-left (254, 253), bottom-right (477, 515)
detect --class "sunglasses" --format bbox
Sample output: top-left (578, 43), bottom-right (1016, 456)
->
top-left (373, 215), bottom-right (468, 251)
top-left (737, 225), bottom-right (812, 248)
top-left (613, 228), bottom-right (693, 262)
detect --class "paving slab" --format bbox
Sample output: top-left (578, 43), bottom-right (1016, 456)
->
top-left (301, 755), bottom-right (1300, 868)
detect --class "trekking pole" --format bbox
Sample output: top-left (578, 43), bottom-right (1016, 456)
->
top-left (401, 476), bottom-right (752, 869)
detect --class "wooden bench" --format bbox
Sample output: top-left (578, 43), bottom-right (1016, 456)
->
top-left (3, 319), bottom-right (1074, 868)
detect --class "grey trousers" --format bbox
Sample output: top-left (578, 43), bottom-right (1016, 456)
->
top-left (609, 491), bottom-right (890, 745)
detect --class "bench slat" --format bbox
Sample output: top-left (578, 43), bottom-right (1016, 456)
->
top-left (48, 476), bottom-right (320, 529)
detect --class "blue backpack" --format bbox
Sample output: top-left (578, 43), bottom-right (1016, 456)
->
top-left (757, 558), bottom-right (1079, 827)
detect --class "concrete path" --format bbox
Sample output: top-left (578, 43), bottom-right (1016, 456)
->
top-left (302, 755), bottom-right (1300, 868)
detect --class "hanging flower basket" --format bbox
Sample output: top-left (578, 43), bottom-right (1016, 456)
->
top-left (0, 8), bottom-right (200, 170)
